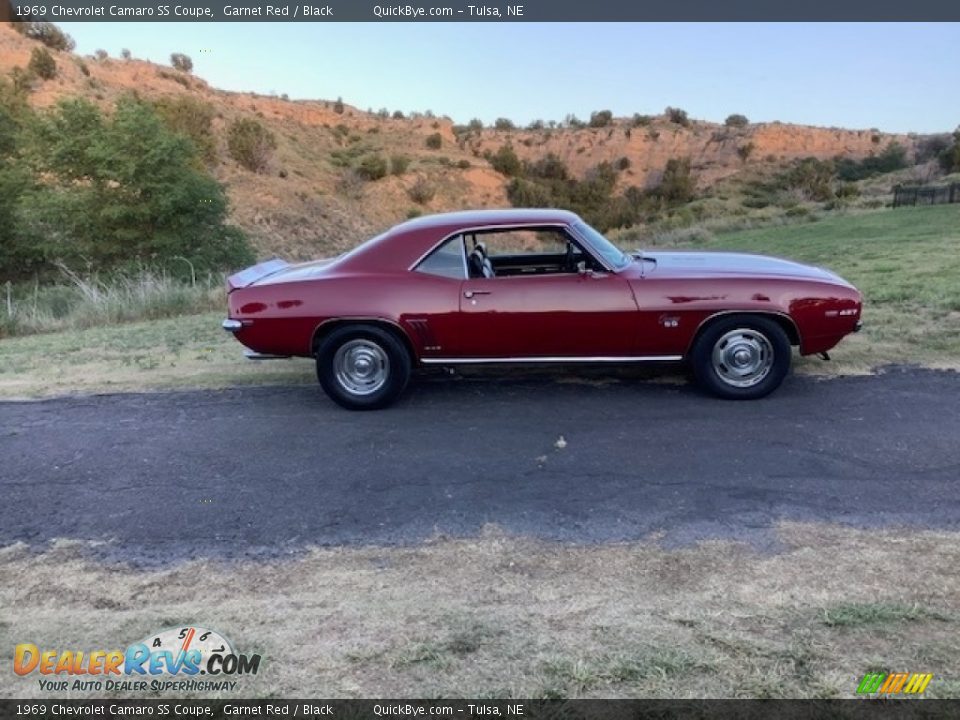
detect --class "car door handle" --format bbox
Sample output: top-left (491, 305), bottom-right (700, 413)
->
top-left (464, 290), bottom-right (492, 298)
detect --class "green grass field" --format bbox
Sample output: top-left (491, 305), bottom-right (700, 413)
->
top-left (0, 204), bottom-right (957, 398)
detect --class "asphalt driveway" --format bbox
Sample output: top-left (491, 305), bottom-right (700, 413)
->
top-left (1, 367), bottom-right (958, 563)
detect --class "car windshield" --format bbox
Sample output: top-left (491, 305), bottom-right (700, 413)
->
top-left (573, 221), bottom-right (631, 271)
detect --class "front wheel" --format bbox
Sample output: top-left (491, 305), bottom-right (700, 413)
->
top-left (690, 316), bottom-right (791, 400)
top-left (316, 325), bottom-right (411, 410)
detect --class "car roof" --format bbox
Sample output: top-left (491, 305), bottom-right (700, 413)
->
top-left (396, 207), bottom-right (582, 231)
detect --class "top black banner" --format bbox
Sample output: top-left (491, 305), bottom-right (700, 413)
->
top-left (4, 0), bottom-right (960, 22)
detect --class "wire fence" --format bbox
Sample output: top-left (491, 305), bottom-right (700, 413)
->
top-left (892, 183), bottom-right (960, 207)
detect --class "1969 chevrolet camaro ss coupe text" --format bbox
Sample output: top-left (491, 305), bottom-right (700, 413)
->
top-left (223, 208), bottom-right (862, 409)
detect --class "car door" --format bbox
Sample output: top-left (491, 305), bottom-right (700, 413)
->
top-left (455, 230), bottom-right (640, 358)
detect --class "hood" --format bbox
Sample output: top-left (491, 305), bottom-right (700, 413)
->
top-left (640, 251), bottom-right (854, 286)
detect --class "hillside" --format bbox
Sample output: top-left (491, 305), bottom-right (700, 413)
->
top-left (0, 24), bottom-right (931, 261)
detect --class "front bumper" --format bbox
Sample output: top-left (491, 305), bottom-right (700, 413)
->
top-left (854, 320), bottom-right (863, 332)
top-left (222, 318), bottom-right (243, 332)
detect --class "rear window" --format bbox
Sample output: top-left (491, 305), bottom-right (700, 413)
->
top-left (415, 235), bottom-right (466, 279)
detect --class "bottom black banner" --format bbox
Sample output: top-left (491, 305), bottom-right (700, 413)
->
top-left (2, 700), bottom-right (959, 720)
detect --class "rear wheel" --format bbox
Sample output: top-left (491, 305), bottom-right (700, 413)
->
top-left (316, 325), bottom-right (411, 410)
top-left (690, 316), bottom-right (791, 400)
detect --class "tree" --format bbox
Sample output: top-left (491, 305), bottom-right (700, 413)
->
top-left (19, 96), bottom-right (252, 274)
top-left (170, 53), bottom-right (193, 73)
top-left (725, 114), bottom-right (749, 128)
top-left (939, 128), bottom-right (960, 173)
top-left (153, 96), bottom-right (217, 164)
top-left (494, 117), bottom-right (515, 130)
top-left (488, 144), bottom-right (522, 176)
top-left (12, 22), bottom-right (75, 51)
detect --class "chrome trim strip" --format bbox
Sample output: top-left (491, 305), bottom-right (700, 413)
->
top-left (407, 222), bottom-right (603, 273)
top-left (421, 355), bottom-right (683, 364)
top-left (222, 319), bottom-right (243, 332)
top-left (244, 350), bottom-right (291, 360)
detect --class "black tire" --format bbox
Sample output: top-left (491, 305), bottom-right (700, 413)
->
top-left (690, 315), bottom-right (791, 400)
top-left (315, 325), bottom-right (411, 410)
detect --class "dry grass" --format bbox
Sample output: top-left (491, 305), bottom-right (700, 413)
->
top-left (2, 523), bottom-right (959, 699)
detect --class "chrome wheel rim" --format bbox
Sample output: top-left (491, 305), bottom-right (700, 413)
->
top-left (333, 339), bottom-right (390, 396)
top-left (711, 328), bottom-right (774, 389)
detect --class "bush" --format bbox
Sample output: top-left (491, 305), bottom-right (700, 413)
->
top-left (666, 107), bottom-right (690, 127)
top-left (355, 154), bottom-right (388, 181)
top-left (589, 110), bottom-right (613, 128)
top-left (392, 110), bottom-right (405, 119)
top-left (334, 97), bottom-right (345, 114)
top-left (170, 53), bottom-right (193, 73)
top-left (940, 129), bottom-right (960, 172)
top-left (631, 114), bottom-right (653, 127)
top-left (565, 114), bottom-right (585, 129)
top-left (12, 22), bottom-right (75, 51)
top-left (615, 156), bottom-right (631, 171)
top-left (785, 157), bottom-right (835, 201)
top-left (456, 159), bottom-right (471, 169)
top-left (737, 142), bottom-right (755, 162)
top-left (488, 144), bottom-right (522, 176)
top-left (407, 176), bottom-right (435, 205)
top-left (390, 154), bottom-right (410, 175)
top-left (425, 132), bottom-right (442, 150)
top-left (227, 117), bottom-right (277, 172)
top-left (494, 117), bottom-right (515, 130)
top-left (121, 48), bottom-right (132, 60)
top-left (28, 48), bottom-right (57, 81)
top-left (652, 158), bottom-right (695, 204)
top-left (74, 59), bottom-right (90, 77)
top-left (835, 142), bottom-right (909, 181)
top-left (725, 114), bottom-right (749, 128)
top-left (9, 96), bottom-right (253, 278)
top-left (94, 49), bottom-right (108, 61)
top-left (468, 118), bottom-right (484, 131)
top-left (154, 96), bottom-right (217, 164)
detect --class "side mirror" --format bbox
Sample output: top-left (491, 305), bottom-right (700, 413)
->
top-left (577, 260), bottom-right (588, 275)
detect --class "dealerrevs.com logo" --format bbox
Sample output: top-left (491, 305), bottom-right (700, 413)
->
top-left (14, 626), bottom-right (261, 693)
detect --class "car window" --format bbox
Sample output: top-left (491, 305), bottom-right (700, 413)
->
top-left (415, 234), bottom-right (467, 279)
top-left (465, 227), bottom-right (601, 278)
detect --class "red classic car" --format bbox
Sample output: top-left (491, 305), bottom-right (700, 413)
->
top-left (223, 208), bottom-right (862, 409)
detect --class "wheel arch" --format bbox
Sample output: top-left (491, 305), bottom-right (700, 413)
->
top-left (311, 317), bottom-right (418, 361)
top-left (685, 310), bottom-right (800, 357)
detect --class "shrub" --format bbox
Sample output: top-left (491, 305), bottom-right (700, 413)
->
top-left (390, 154), bottom-right (410, 175)
top-left (631, 113), bottom-right (653, 127)
top-left (615, 156), bottom-right (631, 171)
top-left (565, 114), bottom-right (585, 129)
top-left (466, 118), bottom-right (484, 131)
top-left (527, 119), bottom-right (545, 131)
top-left (392, 110), bottom-right (405, 119)
top-left (121, 48), bottom-right (132, 60)
top-left (494, 117), bottom-right (515, 130)
top-left (227, 117), bottom-right (277, 172)
top-left (425, 132), bottom-right (442, 150)
top-left (940, 129), bottom-right (960, 172)
top-left (154, 96), bottom-right (218, 164)
top-left (13, 96), bottom-right (252, 277)
top-left (407, 176), bottom-right (435, 205)
top-left (737, 142), bottom-right (755, 162)
top-left (333, 97), bottom-right (345, 114)
top-left (785, 157), bottom-right (835, 201)
top-left (589, 110), bottom-right (613, 128)
top-left (835, 142), bottom-right (909, 181)
top-left (157, 69), bottom-right (191, 88)
top-left (12, 22), bottom-right (75, 51)
top-left (725, 114), bottom-right (749, 128)
top-left (915, 134), bottom-right (951, 164)
top-left (28, 48), bottom-right (57, 81)
top-left (170, 53), bottom-right (193, 73)
top-left (94, 49), bottom-right (108, 61)
top-left (74, 59), bottom-right (90, 77)
top-left (652, 158), bottom-right (695, 204)
top-left (355, 154), bottom-right (388, 181)
top-left (456, 159), bottom-right (471, 169)
top-left (666, 106), bottom-right (690, 127)
top-left (488, 144), bottom-right (522, 176)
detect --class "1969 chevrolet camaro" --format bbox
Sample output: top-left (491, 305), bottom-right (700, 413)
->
top-left (223, 208), bottom-right (862, 409)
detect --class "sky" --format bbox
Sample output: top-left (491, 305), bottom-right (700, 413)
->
top-left (57, 22), bottom-right (959, 133)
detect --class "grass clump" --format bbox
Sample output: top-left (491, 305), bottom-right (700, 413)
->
top-left (227, 117), bottom-right (277, 172)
